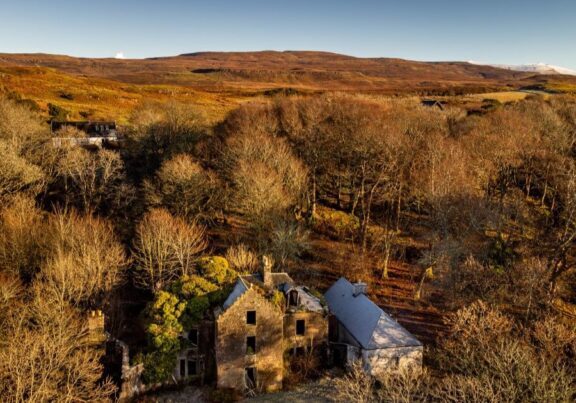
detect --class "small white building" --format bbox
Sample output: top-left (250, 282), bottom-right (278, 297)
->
top-left (325, 278), bottom-right (422, 376)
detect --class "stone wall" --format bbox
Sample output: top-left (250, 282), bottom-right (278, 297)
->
top-left (215, 287), bottom-right (284, 392)
top-left (173, 320), bottom-right (215, 384)
top-left (284, 311), bottom-right (328, 352)
top-left (361, 346), bottom-right (423, 377)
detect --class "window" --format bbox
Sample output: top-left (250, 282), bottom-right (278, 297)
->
top-left (188, 329), bottom-right (198, 345)
top-left (179, 359), bottom-right (186, 378)
top-left (296, 319), bottom-right (306, 336)
top-left (288, 290), bottom-right (299, 307)
top-left (246, 310), bottom-right (256, 325)
top-left (246, 336), bottom-right (256, 355)
top-left (187, 360), bottom-right (197, 376)
top-left (245, 367), bottom-right (256, 389)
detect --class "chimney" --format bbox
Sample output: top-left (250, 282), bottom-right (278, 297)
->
top-left (87, 310), bottom-right (106, 345)
top-left (261, 255), bottom-right (273, 288)
top-left (353, 281), bottom-right (368, 297)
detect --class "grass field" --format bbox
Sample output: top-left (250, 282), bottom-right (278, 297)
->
top-left (0, 65), bottom-right (246, 124)
top-left (467, 91), bottom-right (532, 103)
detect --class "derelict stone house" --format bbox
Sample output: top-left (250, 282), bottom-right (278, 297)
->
top-left (173, 321), bottom-right (215, 384)
top-left (216, 276), bottom-right (285, 391)
top-left (163, 270), bottom-right (421, 394)
top-left (214, 259), bottom-right (328, 392)
top-left (169, 258), bottom-right (328, 392)
top-left (325, 278), bottom-right (423, 376)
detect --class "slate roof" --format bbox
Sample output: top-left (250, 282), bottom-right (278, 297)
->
top-left (283, 285), bottom-right (325, 313)
top-left (222, 277), bottom-right (250, 310)
top-left (325, 278), bottom-right (422, 350)
top-left (221, 272), bottom-right (294, 310)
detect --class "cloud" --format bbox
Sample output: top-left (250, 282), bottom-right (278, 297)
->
top-left (114, 52), bottom-right (125, 59)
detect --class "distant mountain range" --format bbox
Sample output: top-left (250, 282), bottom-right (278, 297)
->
top-left (469, 61), bottom-right (576, 76)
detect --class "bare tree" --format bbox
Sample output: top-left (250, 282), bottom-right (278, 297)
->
top-left (0, 96), bottom-right (48, 149)
top-left (266, 220), bottom-right (310, 268)
top-left (0, 289), bottom-right (115, 402)
top-left (56, 147), bottom-right (125, 211)
top-left (0, 195), bottom-right (46, 281)
top-left (225, 243), bottom-right (259, 273)
top-left (333, 361), bottom-right (375, 403)
top-left (223, 130), bottom-right (307, 231)
top-left (0, 140), bottom-right (45, 202)
top-left (40, 210), bottom-right (127, 307)
top-left (132, 209), bottom-right (207, 291)
top-left (145, 153), bottom-right (224, 222)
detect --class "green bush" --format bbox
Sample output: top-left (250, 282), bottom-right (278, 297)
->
top-left (196, 256), bottom-right (235, 285)
top-left (141, 262), bottom-right (239, 383)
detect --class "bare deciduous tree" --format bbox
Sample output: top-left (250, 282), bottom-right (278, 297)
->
top-left (40, 210), bottom-right (127, 307)
top-left (145, 153), bottom-right (224, 221)
top-left (225, 244), bottom-right (259, 273)
top-left (56, 147), bottom-right (125, 211)
top-left (0, 289), bottom-right (115, 402)
top-left (0, 140), bottom-right (45, 202)
top-left (132, 209), bottom-right (207, 291)
top-left (0, 195), bottom-right (46, 281)
top-left (223, 130), bottom-right (307, 230)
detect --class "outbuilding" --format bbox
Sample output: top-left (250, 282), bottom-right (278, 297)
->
top-left (325, 278), bottom-right (422, 376)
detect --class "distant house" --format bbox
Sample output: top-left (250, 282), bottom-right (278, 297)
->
top-left (325, 278), bottom-right (422, 376)
top-left (421, 99), bottom-right (445, 110)
top-left (51, 120), bottom-right (120, 148)
top-left (51, 120), bottom-right (117, 136)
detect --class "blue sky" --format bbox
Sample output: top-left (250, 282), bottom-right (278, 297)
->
top-left (1, 0), bottom-right (575, 69)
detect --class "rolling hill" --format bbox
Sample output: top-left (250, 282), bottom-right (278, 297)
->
top-left (1, 51), bottom-right (576, 122)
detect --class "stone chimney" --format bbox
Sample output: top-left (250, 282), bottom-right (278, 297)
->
top-left (261, 255), bottom-right (273, 288)
top-left (87, 310), bottom-right (106, 345)
top-left (353, 281), bottom-right (368, 297)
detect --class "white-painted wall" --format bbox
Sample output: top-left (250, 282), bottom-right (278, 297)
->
top-left (361, 346), bottom-right (422, 377)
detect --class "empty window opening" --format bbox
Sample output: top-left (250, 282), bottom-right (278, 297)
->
top-left (296, 319), bottom-right (306, 336)
top-left (288, 290), bottom-right (299, 307)
top-left (179, 359), bottom-right (186, 378)
top-left (188, 329), bottom-right (198, 345)
top-left (246, 310), bottom-right (256, 325)
top-left (246, 336), bottom-right (256, 355)
top-left (245, 367), bottom-right (257, 389)
top-left (187, 360), bottom-right (197, 376)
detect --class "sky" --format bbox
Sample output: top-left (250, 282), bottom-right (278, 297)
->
top-left (1, 0), bottom-right (575, 69)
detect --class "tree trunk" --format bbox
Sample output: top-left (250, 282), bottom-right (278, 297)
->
top-left (396, 182), bottom-right (402, 232)
top-left (336, 175), bottom-right (342, 209)
top-left (381, 248), bottom-right (390, 280)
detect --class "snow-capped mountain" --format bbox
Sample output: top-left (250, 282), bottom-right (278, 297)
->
top-left (468, 61), bottom-right (576, 76)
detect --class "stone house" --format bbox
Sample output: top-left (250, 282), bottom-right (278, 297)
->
top-left (213, 259), bottom-right (328, 392)
top-left (173, 321), bottom-right (215, 384)
top-left (325, 278), bottom-right (423, 376)
top-left (51, 120), bottom-right (120, 148)
top-left (164, 271), bottom-right (422, 395)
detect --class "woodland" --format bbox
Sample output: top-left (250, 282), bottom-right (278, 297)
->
top-left (0, 91), bottom-right (575, 402)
